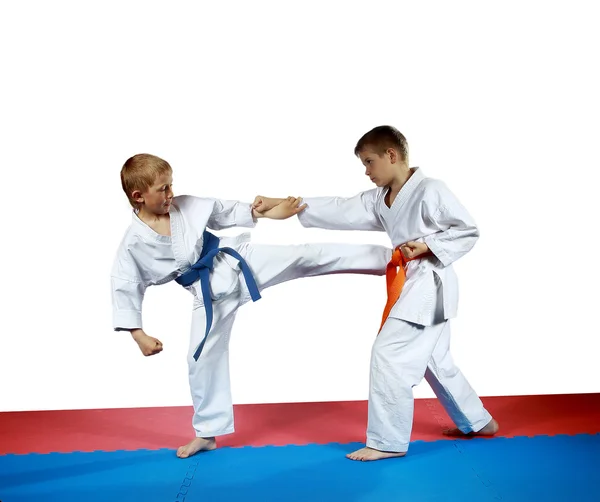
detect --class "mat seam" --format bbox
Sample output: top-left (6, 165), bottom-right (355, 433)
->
top-left (175, 458), bottom-right (199, 501)
top-left (425, 398), bottom-right (504, 500)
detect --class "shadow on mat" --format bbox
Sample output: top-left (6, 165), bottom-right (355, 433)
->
top-left (191, 441), bottom-right (454, 501)
top-left (0, 450), bottom-right (163, 489)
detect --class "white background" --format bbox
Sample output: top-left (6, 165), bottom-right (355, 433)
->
top-left (1, 1), bottom-right (598, 412)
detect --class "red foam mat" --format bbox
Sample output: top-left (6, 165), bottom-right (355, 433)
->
top-left (1, 393), bottom-right (599, 455)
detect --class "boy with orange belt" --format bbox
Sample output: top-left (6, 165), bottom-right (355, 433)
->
top-left (253, 125), bottom-right (498, 461)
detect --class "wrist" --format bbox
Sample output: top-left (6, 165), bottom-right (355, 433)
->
top-left (130, 329), bottom-right (144, 341)
top-left (422, 245), bottom-right (434, 258)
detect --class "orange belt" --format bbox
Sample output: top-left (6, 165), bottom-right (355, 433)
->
top-left (379, 247), bottom-right (418, 332)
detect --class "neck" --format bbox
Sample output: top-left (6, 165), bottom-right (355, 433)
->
top-left (387, 166), bottom-right (413, 194)
top-left (137, 207), bottom-right (168, 224)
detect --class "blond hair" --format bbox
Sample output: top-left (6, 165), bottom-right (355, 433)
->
top-left (120, 154), bottom-right (172, 209)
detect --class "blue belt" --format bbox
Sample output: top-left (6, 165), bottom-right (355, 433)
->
top-left (175, 230), bottom-right (261, 361)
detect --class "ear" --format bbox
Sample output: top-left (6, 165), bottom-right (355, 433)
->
top-left (387, 148), bottom-right (397, 164)
top-left (131, 190), bottom-right (144, 204)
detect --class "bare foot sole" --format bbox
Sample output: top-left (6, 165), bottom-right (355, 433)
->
top-left (443, 419), bottom-right (500, 438)
top-left (346, 446), bottom-right (406, 462)
top-left (176, 437), bottom-right (217, 458)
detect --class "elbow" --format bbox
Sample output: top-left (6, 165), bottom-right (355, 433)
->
top-left (467, 226), bottom-right (480, 250)
top-left (467, 222), bottom-right (480, 241)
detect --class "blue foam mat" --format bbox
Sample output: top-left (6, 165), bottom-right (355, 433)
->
top-left (1, 434), bottom-right (598, 501)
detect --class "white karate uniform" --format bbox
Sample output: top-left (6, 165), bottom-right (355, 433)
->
top-left (298, 167), bottom-right (493, 452)
top-left (111, 194), bottom-right (392, 437)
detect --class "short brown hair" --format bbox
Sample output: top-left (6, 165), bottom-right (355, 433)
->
top-left (354, 125), bottom-right (409, 162)
top-left (121, 154), bottom-right (172, 209)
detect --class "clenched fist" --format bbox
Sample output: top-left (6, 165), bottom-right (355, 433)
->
top-left (400, 241), bottom-right (430, 260)
top-left (252, 196), bottom-right (283, 214)
top-left (131, 329), bottom-right (163, 356)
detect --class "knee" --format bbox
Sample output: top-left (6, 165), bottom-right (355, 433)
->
top-left (370, 336), bottom-right (391, 365)
top-left (370, 342), bottom-right (424, 389)
top-left (297, 244), bottom-right (327, 267)
top-left (370, 341), bottom-right (400, 379)
top-left (430, 353), bottom-right (460, 379)
top-left (370, 325), bottom-right (402, 365)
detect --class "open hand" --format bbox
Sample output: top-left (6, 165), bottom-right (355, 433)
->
top-left (262, 196), bottom-right (307, 220)
top-left (400, 241), bottom-right (430, 260)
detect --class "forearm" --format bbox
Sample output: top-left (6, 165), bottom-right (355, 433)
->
top-left (252, 207), bottom-right (265, 220)
top-left (423, 182), bottom-right (480, 266)
top-left (208, 198), bottom-right (256, 229)
top-left (251, 196), bottom-right (288, 219)
top-left (297, 194), bottom-right (384, 231)
top-left (111, 276), bottom-right (146, 332)
top-left (113, 312), bottom-right (143, 330)
top-left (423, 224), bottom-right (479, 266)
top-left (130, 328), bottom-right (145, 341)
top-left (260, 197), bottom-right (286, 208)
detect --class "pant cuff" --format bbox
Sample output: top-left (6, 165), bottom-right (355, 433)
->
top-left (366, 438), bottom-right (409, 453)
top-left (195, 426), bottom-right (235, 438)
top-left (470, 412), bottom-right (494, 433)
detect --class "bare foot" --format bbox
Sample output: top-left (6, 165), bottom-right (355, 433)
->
top-left (346, 446), bottom-right (406, 462)
top-left (176, 437), bottom-right (217, 458)
top-left (443, 418), bottom-right (499, 438)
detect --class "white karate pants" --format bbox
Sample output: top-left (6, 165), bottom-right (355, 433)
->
top-left (366, 317), bottom-right (493, 452)
top-left (187, 241), bottom-right (391, 437)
